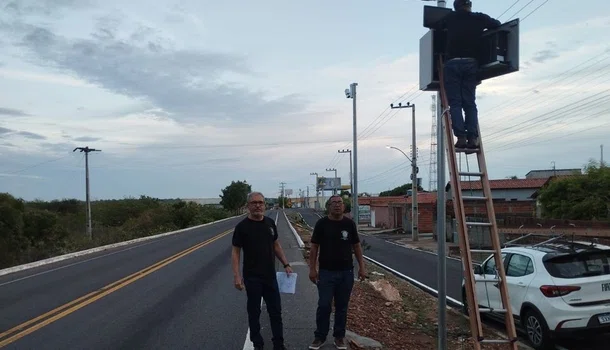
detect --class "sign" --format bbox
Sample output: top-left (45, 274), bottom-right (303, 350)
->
top-left (284, 189), bottom-right (293, 196)
top-left (317, 177), bottom-right (341, 191)
top-left (358, 205), bottom-right (370, 222)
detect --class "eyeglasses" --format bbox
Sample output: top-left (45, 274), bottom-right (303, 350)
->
top-left (329, 201), bottom-right (343, 205)
top-left (249, 201), bottom-right (265, 206)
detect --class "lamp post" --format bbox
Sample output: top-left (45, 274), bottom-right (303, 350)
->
top-left (310, 172), bottom-right (319, 210)
top-left (345, 83), bottom-right (359, 226)
top-left (386, 145), bottom-right (419, 242)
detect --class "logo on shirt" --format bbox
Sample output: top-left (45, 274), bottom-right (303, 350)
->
top-left (341, 230), bottom-right (349, 240)
top-left (270, 227), bottom-right (275, 236)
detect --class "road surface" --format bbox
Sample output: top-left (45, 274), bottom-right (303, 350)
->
top-left (0, 211), bottom-right (317, 349)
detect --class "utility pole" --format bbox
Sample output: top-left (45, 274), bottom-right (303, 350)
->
top-left (433, 2), bottom-right (447, 349)
top-left (551, 161), bottom-right (556, 177)
top-left (345, 82), bottom-right (359, 226)
top-left (280, 182), bottom-right (286, 209)
top-left (310, 172), bottom-right (319, 210)
top-left (326, 168), bottom-right (338, 194)
top-left (73, 146), bottom-right (101, 239)
top-left (306, 185), bottom-right (310, 208)
top-left (338, 149), bottom-right (353, 212)
top-left (390, 102), bottom-right (419, 242)
top-left (601, 144), bottom-right (604, 166)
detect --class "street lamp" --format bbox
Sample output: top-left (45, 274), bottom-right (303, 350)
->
top-left (345, 82), bottom-right (359, 226)
top-left (386, 145), bottom-right (419, 241)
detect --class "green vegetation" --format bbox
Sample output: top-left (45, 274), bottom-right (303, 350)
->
top-left (219, 180), bottom-right (252, 215)
top-left (0, 193), bottom-right (232, 270)
top-left (537, 161), bottom-right (610, 220)
top-left (378, 183), bottom-right (423, 197)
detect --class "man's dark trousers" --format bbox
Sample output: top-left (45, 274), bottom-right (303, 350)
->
top-left (443, 58), bottom-right (479, 139)
top-left (314, 269), bottom-right (355, 340)
top-left (244, 275), bottom-right (284, 348)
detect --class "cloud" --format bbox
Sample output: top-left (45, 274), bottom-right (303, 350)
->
top-left (0, 107), bottom-right (30, 116)
top-left (10, 18), bottom-right (309, 124)
top-left (0, 126), bottom-right (46, 140)
top-left (0, 173), bottom-right (44, 180)
top-left (73, 136), bottom-right (101, 142)
top-left (531, 49), bottom-right (559, 63)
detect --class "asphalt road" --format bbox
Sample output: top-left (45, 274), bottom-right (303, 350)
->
top-left (0, 214), bottom-right (250, 349)
top-left (295, 208), bottom-right (608, 350)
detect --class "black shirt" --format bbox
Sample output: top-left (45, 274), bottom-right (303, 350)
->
top-left (232, 216), bottom-right (278, 279)
top-left (311, 216), bottom-right (360, 271)
top-left (436, 10), bottom-right (501, 60)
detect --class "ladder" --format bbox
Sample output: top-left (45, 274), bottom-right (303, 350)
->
top-left (437, 56), bottom-right (519, 350)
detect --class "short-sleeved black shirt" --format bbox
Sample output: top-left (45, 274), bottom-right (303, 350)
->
top-left (310, 216), bottom-right (360, 271)
top-left (232, 216), bottom-right (278, 278)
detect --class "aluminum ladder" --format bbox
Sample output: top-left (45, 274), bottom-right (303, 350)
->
top-left (438, 56), bottom-right (519, 350)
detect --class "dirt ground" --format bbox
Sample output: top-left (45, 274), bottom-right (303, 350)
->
top-left (287, 213), bottom-right (531, 350)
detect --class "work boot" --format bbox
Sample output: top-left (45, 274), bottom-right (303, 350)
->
top-left (455, 136), bottom-right (467, 149)
top-left (467, 136), bottom-right (480, 149)
top-left (309, 338), bottom-right (325, 349)
top-left (334, 337), bottom-right (348, 349)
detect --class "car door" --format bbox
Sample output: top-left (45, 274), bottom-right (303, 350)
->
top-left (504, 253), bottom-right (536, 315)
top-left (479, 253), bottom-right (508, 312)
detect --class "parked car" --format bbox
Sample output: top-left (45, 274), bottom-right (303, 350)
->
top-left (462, 240), bottom-right (610, 350)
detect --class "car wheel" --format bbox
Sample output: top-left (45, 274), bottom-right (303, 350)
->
top-left (523, 309), bottom-right (553, 350)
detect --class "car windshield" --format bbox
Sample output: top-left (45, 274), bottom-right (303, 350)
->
top-left (543, 250), bottom-right (610, 279)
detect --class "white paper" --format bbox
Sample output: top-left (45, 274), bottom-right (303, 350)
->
top-left (276, 272), bottom-right (297, 294)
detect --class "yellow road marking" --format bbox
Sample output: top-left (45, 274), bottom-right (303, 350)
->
top-left (0, 229), bottom-right (232, 347)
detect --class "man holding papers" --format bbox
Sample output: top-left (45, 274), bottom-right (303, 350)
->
top-left (231, 191), bottom-right (292, 350)
top-left (308, 195), bottom-right (367, 350)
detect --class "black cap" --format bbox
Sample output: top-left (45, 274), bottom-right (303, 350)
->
top-left (454, 0), bottom-right (472, 10)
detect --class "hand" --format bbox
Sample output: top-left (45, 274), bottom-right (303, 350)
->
top-left (358, 268), bottom-right (367, 281)
top-left (309, 269), bottom-right (319, 284)
top-left (234, 276), bottom-right (244, 291)
top-left (285, 265), bottom-right (293, 276)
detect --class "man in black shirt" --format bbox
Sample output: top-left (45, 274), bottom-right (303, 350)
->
top-left (232, 191), bottom-right (292, 350)
top-left (308, 195), bottom-right (366, 350)
top-left (438, 0), bottom-right (501, 149)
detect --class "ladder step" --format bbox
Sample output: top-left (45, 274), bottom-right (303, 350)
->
top-left (480, 339), bottom-right (512, 344)
top-left (479, 308), bottom-right (507, 313)
top-left (466, 221), bottom-right (492, 227)
top-left (456, 147), bottom-right (480, 154)
top-left (470, 249), bottom-right (497, 254)
top-left (459, 171), bottom-right (483, 177)
top-left (474, 277), bottom-right (500, 283)
top-left (462, 195), bottom-right (487, 201)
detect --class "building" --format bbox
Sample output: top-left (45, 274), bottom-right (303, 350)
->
top-left (358, 193), bottom-right (438, 232)
top-left (525, 168), bottom-right (582, 179)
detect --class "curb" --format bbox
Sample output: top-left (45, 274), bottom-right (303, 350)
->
top-left (0, 214), bottom-right (246, 277)
top-left (282, 210), bottom-right (305, 249)
top-left (296, 212), bottom-right (313, 230)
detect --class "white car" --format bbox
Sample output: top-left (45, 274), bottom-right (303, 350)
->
top-left (461, 240), bottom-right (610, 350)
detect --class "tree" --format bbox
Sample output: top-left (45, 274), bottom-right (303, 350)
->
top-left (219, 180), bottom-right (252, 215)
top-left (506, 175), bottom-right (518, 179)
top-left (379, 183), bottom-right (424, 197)
top-left (277, 196), bottom-right (290, 208)
top-left (537, 160), bottom-right (610, 220)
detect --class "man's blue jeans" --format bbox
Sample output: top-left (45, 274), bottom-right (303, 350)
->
top-left (443, 58), bottom-right (479, 138)
top-left (314, 269), bottom-right (355, 340)
top-left (244, 276), bottom-right (284, 348)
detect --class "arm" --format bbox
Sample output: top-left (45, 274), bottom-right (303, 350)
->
top-left (308, 220), bottom-right (322, 283)
top-left (231, 226), bottom-right (244, 290)
top-left (477, 12), bottom-right (501, 29)
top-left (351, 221), bottom-right (366, 279)
top-left (232, 246), bottom-right (241, 278)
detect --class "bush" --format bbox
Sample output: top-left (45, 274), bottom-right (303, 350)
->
top-left (0, 193), bottom-right (232, 269)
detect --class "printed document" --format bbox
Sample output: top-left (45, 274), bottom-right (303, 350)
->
top-left (276, 272), bottom-right (297, 294)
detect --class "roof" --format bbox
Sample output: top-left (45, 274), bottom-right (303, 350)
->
top-left (359, 192), bottom-right (437, 206)
top-left (525, 168), bottom-right (582, 176)
top-left (503, 241), bottom-right (610, 259)
top-left (447, 178), bottom-right (548, 191)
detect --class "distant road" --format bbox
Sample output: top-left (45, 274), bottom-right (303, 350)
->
top-left (0, 215), bottom-right (248, 349)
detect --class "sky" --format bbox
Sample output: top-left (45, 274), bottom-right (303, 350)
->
top-left (0, 0), bottom-right (609, 202)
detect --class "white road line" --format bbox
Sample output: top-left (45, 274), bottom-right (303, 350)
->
top-left (360, 232), bottom-right (462, 262)
top-left (0, 239), bottom-right (160, 288)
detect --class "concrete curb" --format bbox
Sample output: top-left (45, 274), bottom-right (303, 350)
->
top-left (0, 214), bottom-right (246, 277)
top-left (282, 210), bottom-right (305, 249)
top-left (296, 212), bottom-right (313, 230)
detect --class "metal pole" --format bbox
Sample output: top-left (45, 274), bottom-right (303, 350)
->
top-left (85, 151), bottom-right (92, 238)
top-left (411, 105), bottom-right (419, 242)
top-left (351, 83), bottom-right (359, 226)
top-left (349, 151), bottom-right (353, 214)
top-left (435, 0), bottom-right (447, 340)
top-left (601, 144), bottom-right (604, 166)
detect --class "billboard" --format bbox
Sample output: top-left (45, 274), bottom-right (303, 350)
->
top-left (317, 177), bottom-right (341, 191)
top-left (284, 189), bottom-right (293, 196)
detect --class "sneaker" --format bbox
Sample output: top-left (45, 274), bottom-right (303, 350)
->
top-left (309, 338), bottom-right (325, 349)
top-left (455, 136), bottom-right (467, 149)
top-left (334, 337), bottom-right (347, 350)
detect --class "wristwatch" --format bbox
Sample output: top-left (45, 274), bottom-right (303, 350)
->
top-left (284, 263), bottom-right (291, 268)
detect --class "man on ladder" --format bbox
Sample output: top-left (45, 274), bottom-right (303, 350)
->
top-left (437, 0), bottom-right (501, 149)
